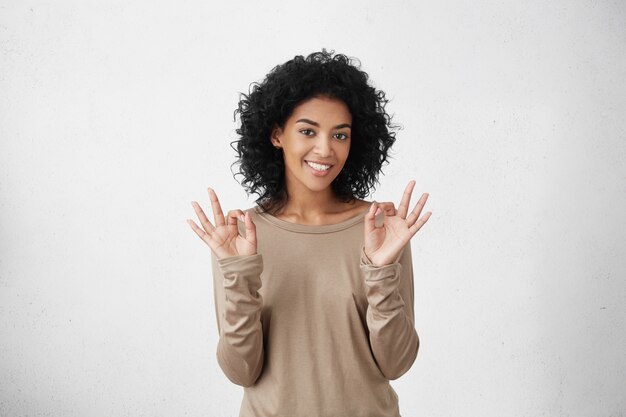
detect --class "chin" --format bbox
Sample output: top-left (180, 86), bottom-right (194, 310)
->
top-left (304, 177), bottom-right (338, 192)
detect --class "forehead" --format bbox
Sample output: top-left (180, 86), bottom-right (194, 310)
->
top-left (288, 96), bottom-right (352, 123)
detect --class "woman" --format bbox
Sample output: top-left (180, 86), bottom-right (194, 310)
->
top-left (187, 50), bottom-right (432, 417)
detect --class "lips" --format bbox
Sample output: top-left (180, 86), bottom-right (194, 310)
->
top-left (305, 161), bottom-right (333, 171)
top-left (305, 160), bottom-right (333, 176)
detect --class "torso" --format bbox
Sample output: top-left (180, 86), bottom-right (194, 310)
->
top-left (234, 207), bottom-right (407, 416)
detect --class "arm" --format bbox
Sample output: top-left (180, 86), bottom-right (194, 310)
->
top-left (211, 251), bottom-right (265, 387)
top-left (360, 240), bottom-right (419, 380)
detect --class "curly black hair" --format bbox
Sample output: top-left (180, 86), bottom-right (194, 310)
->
top-left (230, 48), bottom-right (399, 214)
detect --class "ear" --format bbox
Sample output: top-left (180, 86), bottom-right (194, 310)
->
top-left (270, 124), bottom-right (283, 148)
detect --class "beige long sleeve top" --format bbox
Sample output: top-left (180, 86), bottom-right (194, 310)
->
top-left (211, 205), bottom-right (419, 417)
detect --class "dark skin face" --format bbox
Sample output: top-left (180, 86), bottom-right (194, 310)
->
top-left (270, 95), bottom-right (353, 220)
top-left (266, 95), bottom-right (398, 224)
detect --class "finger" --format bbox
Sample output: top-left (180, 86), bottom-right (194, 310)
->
top-left (191, 201), bottom-right (216, 234)
top-left (406, 193), bottom-right (429, 227)
top-left (243, 211), bottom-right (257, 247)
top-left (379, 201), bottom-right (396, 216)
top-left (187, 218), bottom-right (211, 243)
top-left (364, 201), bottom-right (379, 234)
top-left (187, 217), bottom-right (227, 253)
top-left (396, 180), bottom-right (416, 219)
top-left (408, 211), bottom-right (432, 237)
top-left (227, 209), bottom-right (244, 226)
top-left (208, 187), bottom-right (226, 227)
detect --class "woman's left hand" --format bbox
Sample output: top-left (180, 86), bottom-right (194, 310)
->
top-left (364, 180), bottom-right (432, 267)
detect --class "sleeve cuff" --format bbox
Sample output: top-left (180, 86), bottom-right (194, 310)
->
top-left (217, 253), bottom-right (263, 291)
top-left (217, 253), bottom-right (263, 271)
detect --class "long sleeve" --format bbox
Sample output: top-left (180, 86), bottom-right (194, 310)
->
top-left (211, 251), bottom-right (265, 387)
top-left (360, 241), bottom-right (419, 380)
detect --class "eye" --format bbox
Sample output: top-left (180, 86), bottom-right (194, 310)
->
top-left (334, 132), bottom-right (350, 140)
top-left (299, 129), bottom-right (315, 136)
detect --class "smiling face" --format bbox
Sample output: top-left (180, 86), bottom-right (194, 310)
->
top-left (270, 95), bottom-right (353, 197)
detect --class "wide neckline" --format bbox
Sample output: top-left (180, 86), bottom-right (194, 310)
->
top-left (253, 205), bottom-right (369, 234)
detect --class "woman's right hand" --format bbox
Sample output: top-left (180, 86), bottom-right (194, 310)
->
top-left (187, 187), bottom-right (257, 259)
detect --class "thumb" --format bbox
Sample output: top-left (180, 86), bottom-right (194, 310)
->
top-left (227, 209), bottom-right (244, 226)
top-left (364, 202), bottom-right (379, 234)
top-left (243, 211), bottom-right (257, 246)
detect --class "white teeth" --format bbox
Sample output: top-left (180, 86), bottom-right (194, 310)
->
top-left (306, 161), bottom-right (331, 171)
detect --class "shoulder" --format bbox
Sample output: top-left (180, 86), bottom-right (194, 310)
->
top-left (349, 199), bottom-right (372, 214)
top-left (355, 198), bottom-right (373, 206)
top-left (244, 206), bottom-right (258, 215)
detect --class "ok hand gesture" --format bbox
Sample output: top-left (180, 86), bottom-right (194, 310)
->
top-left (187, 187), bottom-right (257, 260)
top-left (364, 180), bottom-right (432, 267)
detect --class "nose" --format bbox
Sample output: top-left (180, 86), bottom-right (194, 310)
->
top-left (314, 134), bottom-right (332, 157)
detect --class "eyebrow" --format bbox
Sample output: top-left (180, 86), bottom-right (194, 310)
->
top-left (295, 118), bottom-right (351, 129)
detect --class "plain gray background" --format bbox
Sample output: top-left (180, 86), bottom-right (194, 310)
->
top-left (1, 0), bottom-right (625, 416)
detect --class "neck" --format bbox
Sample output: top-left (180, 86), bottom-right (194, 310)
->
top-left (279, 179), bottom-right (342, 223)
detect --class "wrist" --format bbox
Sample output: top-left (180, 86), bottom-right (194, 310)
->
top-left (361, 246), bottom-right (391, 267)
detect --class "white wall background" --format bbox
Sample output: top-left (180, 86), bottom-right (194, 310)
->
top-left (1, 0), bottom-right (625, 416)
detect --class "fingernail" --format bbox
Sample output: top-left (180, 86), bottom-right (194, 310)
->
top-left (239, 214), bottom-right (245, 221)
